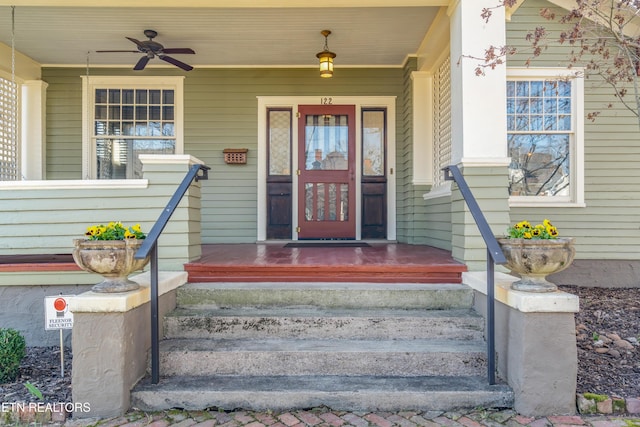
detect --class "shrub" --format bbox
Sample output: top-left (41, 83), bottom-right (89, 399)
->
top-left (0, 328), bottom-right (26, 383)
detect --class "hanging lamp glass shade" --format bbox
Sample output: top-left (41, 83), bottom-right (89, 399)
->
top-left (316, 30), bottom-right (336, 78)
top-left (317, 50), bottom-right (336, 78)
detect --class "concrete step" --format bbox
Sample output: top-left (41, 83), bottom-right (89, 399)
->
top-left (159, 338), bottom-right (487, 377)
top-left (176, 282), bottom-right (474, 310)
top-left (148, 281), bottom-right (509, 413)
top-left (164, 307), bottom-right (485, 340)
top-left (131, 375), bottom-right (513, 412)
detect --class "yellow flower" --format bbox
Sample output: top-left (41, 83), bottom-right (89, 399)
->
top-left (83, 221), bottom-right (146, 241)
top-left (506, 218), bottom-right (562, 240)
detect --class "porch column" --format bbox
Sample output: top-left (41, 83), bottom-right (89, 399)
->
top-left (412, 71), bottom-right (433, 186)
top-left (21, 80), bottom-right (48, 180)
top-left (139, 154), bottom-right (205, 270)
top-left (448, 0), bottom-right (511, 269)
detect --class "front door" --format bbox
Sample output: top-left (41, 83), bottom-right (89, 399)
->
top-left (297, 105), bottom-right (356, 239)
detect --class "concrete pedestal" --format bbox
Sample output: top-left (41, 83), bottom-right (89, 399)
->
top-left (69, 271), bottom-right (187, 418)
top-left (465, 271), bottom-right (580, 416)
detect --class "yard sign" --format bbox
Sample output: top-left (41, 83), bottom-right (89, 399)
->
top-left (45, 295), bottom-right (74, 330)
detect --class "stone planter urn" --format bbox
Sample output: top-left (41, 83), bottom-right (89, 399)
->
top-left (72, 239), bottom-right (150, 293)
top-left (497, 237), bottom-right (576, 292)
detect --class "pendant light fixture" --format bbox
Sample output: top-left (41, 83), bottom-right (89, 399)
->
top-left (316, 30), bottom-right (336, 78)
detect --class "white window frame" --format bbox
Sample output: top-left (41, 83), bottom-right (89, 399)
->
top-left (507, 67), bottom-right (585, 207)
top-left (81, 75), bottom-right (185, 179)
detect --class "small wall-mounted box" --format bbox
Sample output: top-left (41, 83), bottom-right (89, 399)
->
top-left (223, 148), bottom-right (248, 165)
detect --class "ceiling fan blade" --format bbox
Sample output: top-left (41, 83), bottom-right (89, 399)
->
top-left (133, 56), bottom-right (151, 71)
top-left (96, 50), bottom-right (140, 53)
top-left (162, 48), bottom-right (195, 55)
top-left (126, 37), bottom-right (148, 50)
top-left (160, 55), bottom-right (194, 71)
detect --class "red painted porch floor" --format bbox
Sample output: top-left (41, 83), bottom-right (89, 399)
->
top-left (184, 243), bottom-right (467, 283)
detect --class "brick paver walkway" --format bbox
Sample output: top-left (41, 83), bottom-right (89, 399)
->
top-left (58, 407), bottom-right (640, 427)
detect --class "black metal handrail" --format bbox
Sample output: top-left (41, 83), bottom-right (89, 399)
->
top-left (443, 164), bottom-right (506, 385)
top-left (135, 162), bottom-right (210, 384)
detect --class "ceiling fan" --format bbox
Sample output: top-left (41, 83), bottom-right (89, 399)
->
top-left (97, 29), bottom-right (195, 71)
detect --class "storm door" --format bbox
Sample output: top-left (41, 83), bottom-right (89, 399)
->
top-left (297, 105), bottom-right (356, 239)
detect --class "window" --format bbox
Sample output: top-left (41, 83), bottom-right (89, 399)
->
top-left (0, 75), bottom-right (19, 180)
top-left (82, 76), bottom-right (184, 179)
top-left (267, 109), bottom-right (292, 176)
top-left (362, 109), bottom-right (386, 176)
top-left (507, 68), bottom-right (584, 205)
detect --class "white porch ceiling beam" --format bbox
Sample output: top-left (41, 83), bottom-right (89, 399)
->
top-left (0, 0), bottom-right (449, 7)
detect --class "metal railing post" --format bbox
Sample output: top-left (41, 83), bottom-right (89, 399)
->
top-left (487, 248), bottom-right (496, 385)
top-left (444, 164), bottom-right (505, 385)
top-left (135, 163), bottom-right (210, 385)
top-left (150, 242), bottom-right (159, 384)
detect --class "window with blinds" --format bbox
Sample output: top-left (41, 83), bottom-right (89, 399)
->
top-left (94, 88), bottom-right (176, 179)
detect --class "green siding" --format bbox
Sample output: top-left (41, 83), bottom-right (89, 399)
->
top-left (450, 166), bottom-right (511, 270)
top-left (0, 159), bottom-right (202, 286)
top-left (423, 196), bottom-right (452, 250)
top-left (396, 57), bottom-right (434, 244)
top-left (508, 0), bottom-right (640, 260)
top-left (43, 67), bottom-right (407, 244)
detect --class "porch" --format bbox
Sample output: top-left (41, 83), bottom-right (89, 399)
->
top-left (184, 243), bottom-right (467, 283)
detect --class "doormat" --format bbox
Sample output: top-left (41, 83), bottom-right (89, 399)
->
top-left (284, 242), bottom-right (371, 248)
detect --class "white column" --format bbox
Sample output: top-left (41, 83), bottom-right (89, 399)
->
top-left (411, 71), bottom-right (433, 185)
top-left (448, 1), bottom-right (511, 269)
top-left (449, 0), bottom-right (508, 165)
top-left (21, 80), bottom-right (48, 180)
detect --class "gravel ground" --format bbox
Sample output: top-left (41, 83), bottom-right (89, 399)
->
top-left (559, 285), bottom-right (640, 398)
top-left (0, 346), bottom-right (72, 403)
top-left (1, 286), bottom-right (639, 404)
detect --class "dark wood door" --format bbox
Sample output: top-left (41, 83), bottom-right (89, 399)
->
top-left (297, 105), bottom-right (356, 239)
top-left (266, 109), bottom-right (293, 239)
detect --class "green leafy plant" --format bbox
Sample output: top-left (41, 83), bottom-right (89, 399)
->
top-left (84, 221), bottom-right (146, 240)
top-left (583, 392), bottom-right (608, 403)
top-left (24, 381), bottom-right (43, 400)
top-left (0, 328), bottom-right (26, 383)
top-left (506, 219), bottom-right (559, 239)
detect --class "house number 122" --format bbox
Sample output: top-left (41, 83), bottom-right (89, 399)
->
top-left (321, 97), bottom-right (333, 105)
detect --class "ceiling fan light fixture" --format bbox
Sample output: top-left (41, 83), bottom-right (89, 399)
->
top-left (316, 30), bottom-right (336, 78)
top-left (96, 29), bottom-right (195, 72)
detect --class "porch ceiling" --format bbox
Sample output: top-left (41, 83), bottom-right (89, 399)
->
top-left (0, 4), bottom-right (442, 69)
